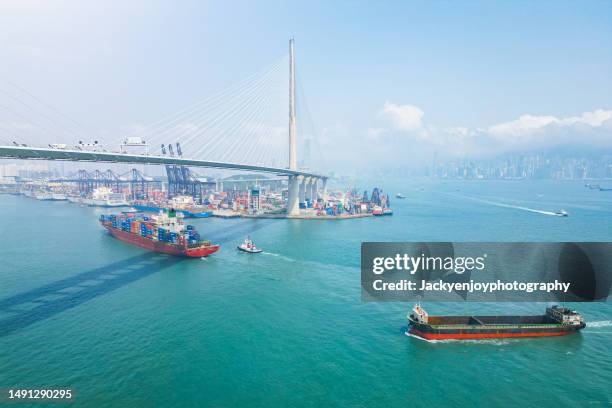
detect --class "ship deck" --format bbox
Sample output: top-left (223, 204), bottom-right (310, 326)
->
top-left (429, 323), bottom-right (564, 330)
top-left (425, 315), bottom-right (554, 329)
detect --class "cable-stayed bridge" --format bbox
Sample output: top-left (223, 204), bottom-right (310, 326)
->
top-left (0, 145), bottom-right (324, 179)
top-left (0, 39), bottom-right (326, 215)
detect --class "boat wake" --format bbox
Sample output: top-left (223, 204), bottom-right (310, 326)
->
top-left (586, 320), bottom-right (612, 328)
top-left (453, 194), bottom-right (565, 216)
top-left (405, 331), bottom-right (511, 345)
top-left (262, 251), bottom-right (295, 263)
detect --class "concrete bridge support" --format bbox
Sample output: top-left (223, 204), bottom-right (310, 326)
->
top-left (287, 175), bottom-right (301, 216)
top-left (309, 178), bottom-right (318, 202)
top-left (299, 176), bottom-right (308, 205)
top-left (321, 178), bottom-right (328, 199)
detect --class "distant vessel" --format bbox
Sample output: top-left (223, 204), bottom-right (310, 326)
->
top-left (99, 209), bottom-right (219, 258)
top-left (372, 206), bottom-right (393, 216)
top-left (237, 237), bottom-right (262, 253)
top-left (51, 193), bottom-right (67, 201)
top-left (133, 195), bottom-right (212, 218)
top-left (212, 209), bottom-right (241, 218)
top-left (407, 304), bottom-right (585, 340)
top-left (35, 191), bottom-right (54, 200)
top-left (84, 187), bottom-right (129, 207)
top-left (395, 193), bottom-right (406, 199)
top-left (554, 209), bottom-right (568, 217)
top-left (132, 203), bottom-right (213, 218)
top-left (66, 195), bottom-right (83, 204)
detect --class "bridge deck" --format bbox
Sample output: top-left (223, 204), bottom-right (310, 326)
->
top-left (0, 146), bottom-right (326, 179)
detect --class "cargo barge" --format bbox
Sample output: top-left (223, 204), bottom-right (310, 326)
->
top-left (407, 304), bottom-right (585, 340)
top-left (99, 210), bottom-right (219, 258)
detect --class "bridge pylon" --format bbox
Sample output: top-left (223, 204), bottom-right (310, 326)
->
top-left (286, 38), bottom-right (302, 216)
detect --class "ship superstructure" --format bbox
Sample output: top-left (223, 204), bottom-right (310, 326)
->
top-left (85, 186), bottom-right (129, 207)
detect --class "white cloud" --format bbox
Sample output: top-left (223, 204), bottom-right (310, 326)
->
top-left (476, 109), bottom-right (612, 155)
top-left (361, 104), bottom-right (612, 164)
top-left (311, 105), bottom-right (612, 172)
top-left (561, 109), bottom-right (612, 127)
top-left (488, 115), bottom-right (559, 137)
top-left (379, 102), bottom-right (424, 132)
top-left (488, 110), bottom-right (612, 139)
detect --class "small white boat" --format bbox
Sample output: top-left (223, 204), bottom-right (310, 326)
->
top-left (67, 195), bottom-right (83, 204)
top-left (395, 193), bottom-right (406, 199)
top-left (35, 191), bottom-right (54, 200)
top-left (554, 209), bottom-right (568, 217)
top-left (237, 237), bottom-right (262, 253)
top-left (51, 193), bottom-right (67, 201)
top-left (122, 207), bottom-right (139, 214)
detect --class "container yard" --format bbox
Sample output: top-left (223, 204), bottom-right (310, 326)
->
top-left (7, 172), bottom-right (393, 220)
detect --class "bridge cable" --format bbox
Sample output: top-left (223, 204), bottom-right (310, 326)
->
top-left (185, 59), bottom-right (286, 160)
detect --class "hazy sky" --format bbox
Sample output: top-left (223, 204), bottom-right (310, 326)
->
top-left (0, 0), bottom-right (611, 170)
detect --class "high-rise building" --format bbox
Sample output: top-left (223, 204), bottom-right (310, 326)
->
top-left (250, 187), bottom-right (261, 214)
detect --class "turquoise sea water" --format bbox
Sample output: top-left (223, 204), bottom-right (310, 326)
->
top-left (1, 180), bottom-right (611, 407)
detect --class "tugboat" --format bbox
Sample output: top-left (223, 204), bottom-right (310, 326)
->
top-left (237, 237), bottom-right (262, 253)
top-left (554, 209), bottom-right (569, 217)
top-left (407, 304), bottom-right (585, 340)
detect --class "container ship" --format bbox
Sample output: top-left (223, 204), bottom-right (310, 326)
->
top-left (99, 209), bottom-right (219, 258)
top-left (407, 304), bottom-right (585, 340)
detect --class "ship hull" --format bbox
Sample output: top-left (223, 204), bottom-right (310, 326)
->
top-left (408, 327), bottom-right (582, 340)
top-left (103, 225), bottom-right (219, 258)
top-left (237, 246), bottom-right (262, 253)
top-left (88, 199), bottom-right (129, 207)
top-left (35, 195), bottom-right (54, 201)
top-left (188, 211), bottom-right (213, 218)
